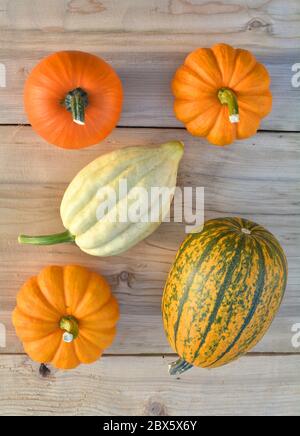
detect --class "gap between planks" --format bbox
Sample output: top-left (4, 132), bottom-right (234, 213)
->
top-left (1, 352), bottom-right (300, 357)
top-left (1, 124), bottom-right (300, 134)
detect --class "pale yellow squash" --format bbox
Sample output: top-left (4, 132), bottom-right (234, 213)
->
top-left (19, 142), bottom-right (184, 256)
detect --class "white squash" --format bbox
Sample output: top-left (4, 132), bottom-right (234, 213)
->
top-left (19, 142), bottom-right (184, 256)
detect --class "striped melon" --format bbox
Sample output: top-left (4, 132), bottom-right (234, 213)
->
top-left (162, 217), bottom-right (287, 374)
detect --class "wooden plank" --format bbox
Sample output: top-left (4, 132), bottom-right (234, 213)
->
top-left (0, 354), bottom-right (299, 416)
top-left (0, 0), bottom-right (299, 41)
top-left (0, 126), bottom-right (299, 354)
top-left (0, 35), bottom-right (298, 130)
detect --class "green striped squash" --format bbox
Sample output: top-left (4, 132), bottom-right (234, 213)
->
top-left (162, 217), bottom-right (288, 375)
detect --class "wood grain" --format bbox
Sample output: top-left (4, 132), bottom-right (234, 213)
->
top-left (0, 0), bottom-right (299, 40)
top-left (0, 0), bottom-right (299, 416)
top-left (0, 1), bottom-right (299, 128)
top-left (0, 354), bottom-right (299, 416)
top-left (0, 126), bottom-right (299, 354)
top-left (0, 37), bottom-right (299, 129)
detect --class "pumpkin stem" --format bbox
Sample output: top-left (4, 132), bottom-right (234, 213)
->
top-left (60, 316), bottom-right (79, 343)
top-left (218, 88), bottom-right (240, 124)
top-left (64, 87), bottom-right (88, 126)
top-left (169, 358), bottom-right (193, 376)
top-left (18, 230), bottom-right (75, 246)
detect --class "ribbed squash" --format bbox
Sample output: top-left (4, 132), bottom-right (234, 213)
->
top-left (19, 141), bottom-right (184, 256)
top-left (172, 43), bottom-right (272, 146)
top-left (12, 265), bottom-right (119, 370)
top-left (162, 217), bottom-right (287, 375)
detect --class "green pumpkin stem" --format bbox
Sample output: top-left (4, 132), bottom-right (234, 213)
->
top-left (218, 88), bottom-right (240, 124)
top-left (169, 358), bottom-right (193, 376)
top-left (18, 230), bottom-right (75, 246)
top-left (60, 316), bottom-right (79, 342)
top-left (64, 87), bottom-right (88, 126)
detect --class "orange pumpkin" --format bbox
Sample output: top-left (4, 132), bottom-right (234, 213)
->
top-left (24, 51), bottom-right (123, 149)
top-left (172, 43), bottom-right (272, 146)
top-left (12, 265), bottom-right (119, 370)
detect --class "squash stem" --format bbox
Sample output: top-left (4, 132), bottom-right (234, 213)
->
top-left (64, 87), bottom-right (88, 126)
top-left (218, 88), bottom-right (240, 124)
top-left (169, 358), bottom-right (193, 376)
top-left (60, 316), bottom-right (79, 342)
top-left (18, 230), bottom-right (75, 246)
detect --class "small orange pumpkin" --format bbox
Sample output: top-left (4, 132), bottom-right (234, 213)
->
top-left (172, 43), bottom-right (272, 146)
top-left (24, 51), bottom-right (123, 149)
top-left (12, 265), bottom-right (119, 370)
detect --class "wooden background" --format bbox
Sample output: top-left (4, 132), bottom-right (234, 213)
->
top-left (0, 0), bottom-right (299, 416)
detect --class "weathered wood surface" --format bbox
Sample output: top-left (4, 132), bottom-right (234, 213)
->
top-left (0, 0), bottom-right (299, 38)
top-left (0, 1), bottom-right (299, 128)
top-left (0, 355), bottom-right (299, 416)
top-left (0, 35), bottom-right (300, 131)
top-left (0, 126), bottom-right (299, 354)
top-left (0, 0), bottom-right (299, 417)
